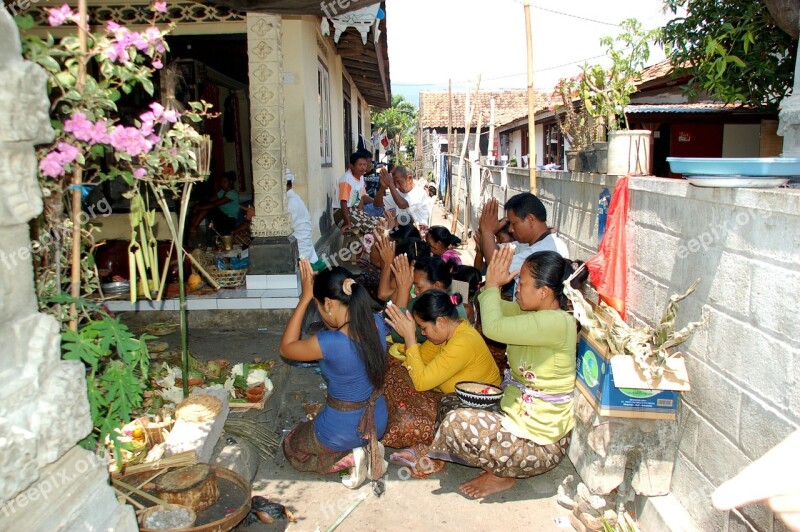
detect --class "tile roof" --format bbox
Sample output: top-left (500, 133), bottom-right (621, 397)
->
top-left (419, 89), bottom-right (550, 129)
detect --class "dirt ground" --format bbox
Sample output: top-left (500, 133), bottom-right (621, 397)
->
top-left (121, 314), bottom-right (576, 532)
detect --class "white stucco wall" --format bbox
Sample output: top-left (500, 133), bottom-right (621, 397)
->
top-left (282, 17), bottom-right (374, 243)
top-left (534, 123), bottom-right (544, 167)
top-left (487, 169), bottom-right (800, 531)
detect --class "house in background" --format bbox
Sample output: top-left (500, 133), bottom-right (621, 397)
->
top-left (26, 0), bottom-right (391, 289)
top-left (417, 89), bottom-right (541, 179)
top-left (530, 61), bottom-right (781, 176)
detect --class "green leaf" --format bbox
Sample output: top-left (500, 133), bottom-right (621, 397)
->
top-left (142, 78), bottom-right (154, 96)
top-left (15, 14), bottom-right (35, 30)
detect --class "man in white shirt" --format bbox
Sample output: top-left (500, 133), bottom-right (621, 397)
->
top-left (373, 165), bottom-right (431, 228)
top-left (286, 169), bottom-right (326, 270)
top-left (479, 193), bottom-right (568, 296)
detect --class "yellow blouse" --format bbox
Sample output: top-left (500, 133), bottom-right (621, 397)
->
top-left (402, 320), bottom-right (501, 394)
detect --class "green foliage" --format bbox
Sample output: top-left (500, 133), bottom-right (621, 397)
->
top-left (553, 77), bottom-right (596, 150)
top-left (371, 95), bottom-right (417, 166)
top-left (580, 19), bottom-right (662, 131)
top-left (61, 308), bottom-right (152, 454)
top-left (663, 0), bottom-right (796, 109)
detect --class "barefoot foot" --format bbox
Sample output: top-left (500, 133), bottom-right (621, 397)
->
top-left (459, 471), bottom-right (516, 498)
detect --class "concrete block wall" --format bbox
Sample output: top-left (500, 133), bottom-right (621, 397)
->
top-left (535, 171), bottom-right (800, 531)
top-left (452, 164), bottom-right (800, 528)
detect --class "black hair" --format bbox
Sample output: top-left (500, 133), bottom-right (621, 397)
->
top-left (427, 226), bottom-right (462, 248)
top-left (452, 265), bottom-right (483, 300)
top-left (388, 223), bottom-right (421, 242)
top-left (412, 289), bottom-right (462, 322)
top-left (313, 267), bottom-right (386, 388)
top-left (413, 255), bottom-right (457, 290)
top-left (496, 221), bottom-right (512, 238)
top-left (504, 192), bottom-right (547, 222)
top-left (395, 238), bottom-right (430, 262)
top-left (522, 251), bottom-right (589, 310)
top-left (350, 151), bottom-right (370, 165)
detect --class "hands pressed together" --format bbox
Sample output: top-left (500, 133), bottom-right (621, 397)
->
top-left (484, 244), bottom-right (517, 290)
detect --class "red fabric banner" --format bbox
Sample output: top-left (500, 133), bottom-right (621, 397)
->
top-left (586, 175), bottom-right (629, 319)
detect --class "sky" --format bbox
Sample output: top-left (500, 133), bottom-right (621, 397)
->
top-left (385, 0), bottom-right (678, 105)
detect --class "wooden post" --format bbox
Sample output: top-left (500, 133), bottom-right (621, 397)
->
top-left (524, 0), bottom-right (537, 193)
top-left (68, 0), bottom-right (89, 331)
top-left (488, 97), bottom-right (496, 165)
top-left (446, 79), bottom-right (453, 211)
top-left (451, 77), bottom-right (481, 235)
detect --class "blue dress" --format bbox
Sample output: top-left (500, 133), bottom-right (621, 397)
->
top-left (314, 315), bottom-right (389, 452)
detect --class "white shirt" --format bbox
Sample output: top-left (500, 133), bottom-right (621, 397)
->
top-left (383, 185), bottom-right (431, 226)
top-left (507, 233), bottom-right (569, 299)
top-left (287, 189), bottom-right (319, 263)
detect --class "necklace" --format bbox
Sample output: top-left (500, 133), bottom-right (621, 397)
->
top-left (336, 321), bottom-right (350, 331)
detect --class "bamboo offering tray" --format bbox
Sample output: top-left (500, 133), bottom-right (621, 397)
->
top-left (121, 466), bottom-right (251, 532)
top-left (228, 388), bottom-right (273, 410)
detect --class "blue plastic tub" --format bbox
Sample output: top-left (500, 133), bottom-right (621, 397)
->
top-left (666, 157), bottom-right (800, 176)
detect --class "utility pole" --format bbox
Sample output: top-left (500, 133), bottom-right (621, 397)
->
top-left (524, 0), bottom-right (537, 193)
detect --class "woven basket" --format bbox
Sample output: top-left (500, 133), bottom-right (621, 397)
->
top-left (210, 268), bottom-right (246, 288)
top-left (192, 249), bottom-right (247, 288)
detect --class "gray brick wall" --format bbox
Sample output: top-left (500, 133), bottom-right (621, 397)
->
top-left (461, 167), bottom-right (800, 531)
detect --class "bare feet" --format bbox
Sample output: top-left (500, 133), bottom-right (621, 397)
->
top-left (459, 471), bottom-right (516, 498)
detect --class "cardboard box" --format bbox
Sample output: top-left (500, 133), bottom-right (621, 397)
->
top-left (576, 332), bottom-right (689, 420)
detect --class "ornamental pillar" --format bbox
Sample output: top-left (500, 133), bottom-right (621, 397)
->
top-left (246, 13), bottom-right (298, 275)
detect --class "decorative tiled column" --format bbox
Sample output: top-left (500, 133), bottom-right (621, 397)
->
top-left (0, 10), bottom-right (136, 531)
top-left (246, 13), bottom-right (298, 276)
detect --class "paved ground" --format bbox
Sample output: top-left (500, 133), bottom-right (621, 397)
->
top-left (121, 312), bottom-right (576, 532)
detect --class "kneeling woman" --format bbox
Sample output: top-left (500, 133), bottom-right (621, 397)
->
top-left (385, 290), bottom-right (500, 395)
top-left (280, 261), bottom-right (388, 488)
top-left (426, 247), bottom-right (587, 498)
top-left (382, 290), bottom-right (500, 470)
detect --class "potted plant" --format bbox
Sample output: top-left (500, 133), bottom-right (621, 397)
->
top-left (552, 76), bottom-right (597, 172)
top-left (579, 19), bottom-right (662, 176)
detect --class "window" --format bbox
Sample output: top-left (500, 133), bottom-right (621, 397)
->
top-left (318, 61), bottom-right (332, 166)
top-left (357, 97), bottom-right (363, 137)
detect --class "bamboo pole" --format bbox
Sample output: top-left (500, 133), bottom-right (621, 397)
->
top-left (446, 79), bottom-right (452, 211)
top-left (488, 97), bottom-right (496, 164)
top-left (524, 0), bottom-right (537, 193)
top-left (451, 76), bottom-right (481, 235)
top-left (466, 109), bottom-right (483, 239)
top-left (68, 0), bottom-right (89, 331)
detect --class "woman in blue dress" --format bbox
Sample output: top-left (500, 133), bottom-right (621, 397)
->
top-left (280, 260), bottom-right (388, 488)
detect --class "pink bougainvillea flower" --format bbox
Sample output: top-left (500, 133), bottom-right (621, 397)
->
top-left (162, 109), bottom-right (178, 123)
top-left (154, 1), bottom-right (167, 13)
top-left (133, 168), bottom-right (148, 179)
top-left (57, 142), bottom-right (81, 163)
top-left (47, 4), bottom-right (75, 27)
top-left (152, 58), bottom-right (163, 70)
top-left (40, 151), bottom-right (66, 177)
top-left (109, 126), bottom-right (153, 157)
top-left (90, 120), bottom-right (111, 145)
top-left (64, 112), bottom-right (94, 142)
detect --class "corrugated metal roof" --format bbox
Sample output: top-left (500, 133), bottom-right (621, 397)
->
top-left (625, 102), bottom-right (750, 113)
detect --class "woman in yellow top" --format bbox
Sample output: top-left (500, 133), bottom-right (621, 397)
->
top-left (384, 290), bottom-right (501, 394)
top-left (423, 246), bottom-right (587, 498)
top-left (381, 290), bottom-right (501, 465)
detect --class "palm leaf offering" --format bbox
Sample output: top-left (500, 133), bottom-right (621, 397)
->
top-left (564, 268), bottom-right (707, 382)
